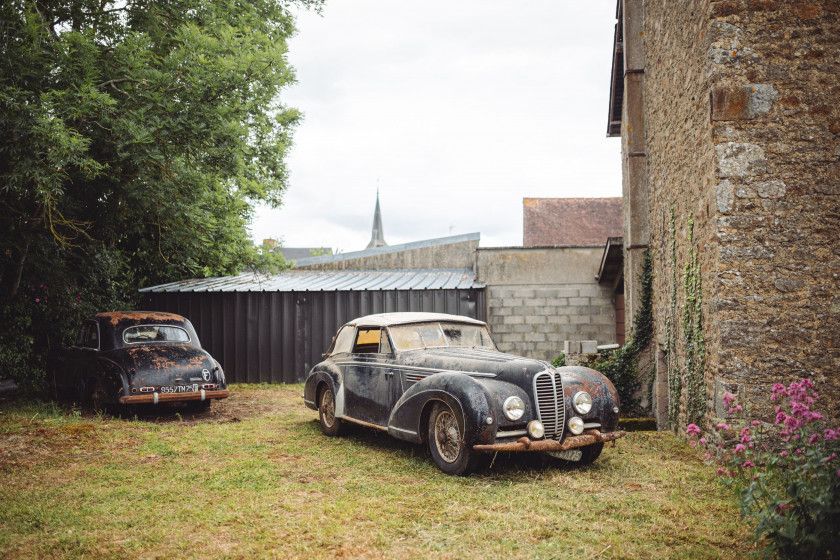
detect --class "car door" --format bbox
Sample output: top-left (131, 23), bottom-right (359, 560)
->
top-left (67, 320), bottom-right (101, 395)
top-left (342, 327), bottom-right (398, 426)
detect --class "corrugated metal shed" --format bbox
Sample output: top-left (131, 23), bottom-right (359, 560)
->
top-left (140, 269), bottom-right (486, 384)
top-left (140, 268), bottom-right (482, 293)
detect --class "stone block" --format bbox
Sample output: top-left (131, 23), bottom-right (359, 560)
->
top-left (505, 315), bottom-right (524, 325)
top-left (568, 297), bottom-right (590, 306)
top-left (711, 84), bottom-right (777, 121)
top-left (580, 341), bottom-right (598, 354)
top-left (716, 142), bottom-right (767, 178)
top-left (717, 180), bottom-right (734, 213)
top-left (715, 379), bottom-right (746, 418)
top-left (563, 340), bottom-right (581, 354)
top-left (755, 180), bottom-right (786, 199)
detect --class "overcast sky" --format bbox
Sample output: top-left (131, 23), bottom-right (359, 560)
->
top-left (250, 1), bottom-right (622, 251)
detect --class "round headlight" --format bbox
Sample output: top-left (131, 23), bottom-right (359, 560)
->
top-left (572, 391), bottom-right (593, 415)
top-left (527, 420), bottom-right (545, 439)
top-left (502, 396), bottom-right (525, 421)
top-left (568, 416), bottom-right (585, 435)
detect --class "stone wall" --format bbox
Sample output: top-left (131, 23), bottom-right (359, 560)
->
top-left (636, 0), bottom-right (840, 426)
top-left (477, 247), bottom-right (618, 362)
top-left (294, 234), bottom-right (479, 271)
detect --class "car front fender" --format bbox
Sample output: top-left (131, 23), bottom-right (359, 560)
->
top-left (387, 372), bottom-right (498, 445)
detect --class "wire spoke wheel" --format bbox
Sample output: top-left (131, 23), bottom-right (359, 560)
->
top-left (318, 384), bottom-right (344, 437)
top-left (434, 409), bottom-right (461, 463)
top-left (427, 402), bottom-right (479, 475)
top-left (321, 389), bottom-right (336, 428)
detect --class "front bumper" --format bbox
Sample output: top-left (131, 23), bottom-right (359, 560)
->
top-left (119, 389), bottom-right (230, 405)
top-left (472, 429), bottom-right (627, 453)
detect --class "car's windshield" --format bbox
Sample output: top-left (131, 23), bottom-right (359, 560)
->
top-left (123, 325), bottom-right (190, 344)
top-left (389, 322), bottom-right (495, 351)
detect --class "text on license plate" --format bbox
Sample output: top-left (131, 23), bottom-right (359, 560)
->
top-left (160, 384), bottom-right (198, 393)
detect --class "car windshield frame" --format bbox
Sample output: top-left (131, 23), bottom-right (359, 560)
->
top-left (122, 324), bottom-right (191, 345)
top-left (388, 321), bottom-right (496, 351)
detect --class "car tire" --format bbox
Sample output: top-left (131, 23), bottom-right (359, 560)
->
top-left (546, 442), bottom-right (604, 467)
top-left (91, 379), bottom-right (109, 415)
top-left (318, 385), bottom-right (344, 437)
top-left (427, 402), bottom-right (479, 476)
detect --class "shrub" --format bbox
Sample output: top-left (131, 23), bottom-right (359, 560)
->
top-left (551, 353), bottom-right (565, 368)
top-left (685, 380), bottom-right (840, 558)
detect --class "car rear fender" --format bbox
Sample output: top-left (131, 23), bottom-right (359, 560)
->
top-left (303, 363), bottom-right (342, 412)
top-left (387, 371), bottom-right (495, 445)
top-left (94, 357), bottom-right (129, 404)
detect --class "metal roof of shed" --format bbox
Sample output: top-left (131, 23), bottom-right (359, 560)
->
top-left (139, 268), bottom-right (483, 293)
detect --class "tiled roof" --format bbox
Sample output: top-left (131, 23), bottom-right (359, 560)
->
top-left (523, 197), bottom-right (623, 247)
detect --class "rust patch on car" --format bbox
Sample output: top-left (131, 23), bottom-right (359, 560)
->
top-left (96, 311), bottom-right (185, 327)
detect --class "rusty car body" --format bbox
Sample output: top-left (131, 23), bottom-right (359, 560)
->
top-left (303, 312), bottom-right (626, 475)
top-left (50, 312), bottom-right (229, 412)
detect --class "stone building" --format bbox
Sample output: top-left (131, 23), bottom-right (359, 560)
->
top-left (609, 0), bottom-right (840, 428)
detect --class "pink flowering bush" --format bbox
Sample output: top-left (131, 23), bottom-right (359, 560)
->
top-left (686, 380), bottom-right (840, 558)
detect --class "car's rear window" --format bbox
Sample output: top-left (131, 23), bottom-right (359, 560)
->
top-left (389, 322), bottom-right (495, 351)
top-left (123, 325), bottom-right (190, 344)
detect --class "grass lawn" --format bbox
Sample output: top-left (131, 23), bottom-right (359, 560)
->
top-left (0, 383), bottom-right (752, 559)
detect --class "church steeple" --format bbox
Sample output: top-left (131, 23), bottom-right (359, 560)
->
top-left (366, 189), bottom-right (387, 249)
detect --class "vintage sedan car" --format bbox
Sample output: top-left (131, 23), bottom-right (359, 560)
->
top-left (50, 312), bottom-right (229, 412)
top-left (304, 312), bottom-right (626, 475)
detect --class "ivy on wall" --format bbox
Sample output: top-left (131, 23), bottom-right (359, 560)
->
top-left (666, 208), bottom-right (707, 428)
top-left (583, 249), bottom-right (653, 416)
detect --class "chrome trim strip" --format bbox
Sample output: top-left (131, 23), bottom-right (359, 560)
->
top-left (496, 429), bottom-right (528, 438)
top-left (303, 399), bottom-right (315, 406)
top-left (332, 361), bottom-right (497, 378)
top-left (341, 415), bottom-right (388, 431)
top-left (583, 422), bottom-right (602, 429)
top-left (389, 426), bottom-right (418, 436)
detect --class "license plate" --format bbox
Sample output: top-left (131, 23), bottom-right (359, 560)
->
top-left (549, 449), bottom-right (583, 462)
top-left (160, 384), bottom-right (198, 394)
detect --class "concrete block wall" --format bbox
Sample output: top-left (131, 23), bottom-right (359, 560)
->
top-left (478, 247), bottom-right (618, 362)
top-left (487, 284), bottom-right (617, 362)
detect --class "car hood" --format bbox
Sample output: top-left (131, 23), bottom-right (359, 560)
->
top-left (398, 347), bottom-right (550, 379)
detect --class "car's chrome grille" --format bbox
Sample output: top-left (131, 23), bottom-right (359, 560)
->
top-left (533, 371), bottom-right (565, 440)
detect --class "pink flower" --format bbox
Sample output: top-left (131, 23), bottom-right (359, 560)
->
top-left (734, 444), bottom-right (746, 454)
top-left (735, 405), bottom-right (742, 412)
top-left (837, 469), bottom-right (840, 478)
top-left (690, 441), bottom-right (697, 447)
top-left (716, 423), bottom-right (730, 430)
top-left (686, 424), bottom-right (701, 436)
top-left (699, 437), bottom-right (707, 444)
top-left (809, 434), bottom-right (820, 445)
top-left (34, 298), bottom-right (40, 303)
top-left (723, 392), bottom-right (736, 406)
top-left (781, 451), bottom-right (788, 457)
top-left (825, 429), bottom-right (838, 441)
top-left (795, 448), bottom-right (803, 455)
top-left (824, 453), bottom-right (837, 463)
top-left (751, 420), bottom-right (761, 426)
top-left (743, 461), bottom-right (754, 468)
top-left (717, 468), bottom-right (725, 475)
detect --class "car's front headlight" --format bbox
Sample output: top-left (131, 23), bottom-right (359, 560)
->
top-left (572, 391), bottom-right (593, 415)
top-left (568, 416), bottom-right (585, 435)
top-left (527, 420), bottom-right (545, 439)
top-left (503, 396), bottom-right (525, 421)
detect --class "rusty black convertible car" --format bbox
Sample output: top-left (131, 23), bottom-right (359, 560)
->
top-left (304, 312), bottom-right (626, 475)
top-left (50, 312), bottom-right (229, 412)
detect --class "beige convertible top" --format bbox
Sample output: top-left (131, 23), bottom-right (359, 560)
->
top-left (348, 312), bottom-right (486, 328)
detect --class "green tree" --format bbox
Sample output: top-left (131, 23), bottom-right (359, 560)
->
top-left (0, 0), bottom-right (315, 389)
